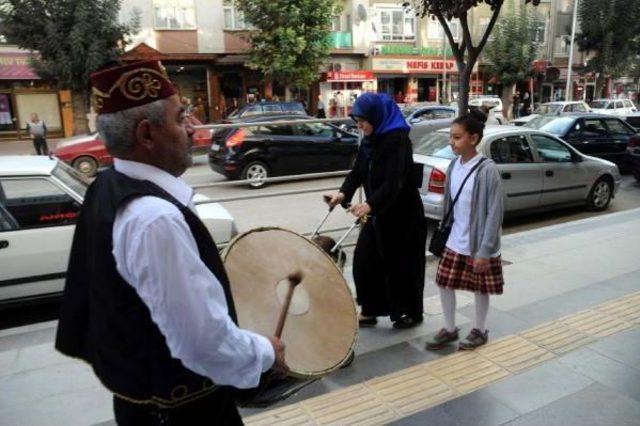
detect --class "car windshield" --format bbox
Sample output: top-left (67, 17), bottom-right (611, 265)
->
top-left (524, 115), bottom-right (560, 129)
top-left (536, 104), bottom-right (563, 114)
top-left (591, 101), bottom-right (609, 109)
top-left (536, 117), bottom-right (576, 136)
top-left (414, 131), bottom-right (455, 159)
top-left (52, 162), bottom-right (89, 198)
top-left (402, 107), bottom-right (418, 118)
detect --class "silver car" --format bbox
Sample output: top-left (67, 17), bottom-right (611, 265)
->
top-left (414, 126), bottom-right (621, 221)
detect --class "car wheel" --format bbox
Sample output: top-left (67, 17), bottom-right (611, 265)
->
top-left (73, 156), bottom-right (99, 177)
top-left (241, 161), bottom-right (269, 188)
top-left (586, 177), bottom-right (613, 211)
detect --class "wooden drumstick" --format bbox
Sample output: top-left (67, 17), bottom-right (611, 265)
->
top-left (274, 270), bottom-right (304, 338)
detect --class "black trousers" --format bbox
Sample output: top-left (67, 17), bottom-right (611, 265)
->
top-left (113, 390), bottom-right (243, 426)
top-left (33, 137), bottom-right (49, 156)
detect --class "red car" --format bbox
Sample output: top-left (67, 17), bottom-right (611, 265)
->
top-left (54, 116), bottom-right (212, 176)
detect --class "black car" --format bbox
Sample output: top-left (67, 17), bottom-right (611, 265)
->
top-left (209, 115), bottom-right (359, 187)
top-left (626, 133), bottom-right (640, 182)
top-left (528, 113), bottom-right (637, 168)
top-left (226, 102), bottom-right (306, 119)
top-left (622, 112), bottom-right (640, 130)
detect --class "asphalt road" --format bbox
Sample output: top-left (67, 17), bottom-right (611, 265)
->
top-left (1, 154), bottom-right (639, 330)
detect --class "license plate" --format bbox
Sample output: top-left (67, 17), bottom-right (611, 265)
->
top-left (211, 144), bottom-right (221, 152)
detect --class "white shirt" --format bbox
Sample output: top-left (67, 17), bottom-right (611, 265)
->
top-left (112, 159), bottom-right (274, 389)
top-left (446, 154), bottom-right (483, 256)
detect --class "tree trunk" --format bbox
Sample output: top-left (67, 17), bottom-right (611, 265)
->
top-left (71, 89), bottom-right (90, 135)
top-left (457, 64), bottom-right (472, 116)
top-left (595, 74), bottom-right (606, 99)
top-left (501, 83), bottom-right (516, 121)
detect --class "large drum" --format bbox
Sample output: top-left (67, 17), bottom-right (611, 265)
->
top-left (223, 227), bottom-right (358, 407)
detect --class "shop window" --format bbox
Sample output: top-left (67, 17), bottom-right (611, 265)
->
top-left (16, 93), bottom-right (62, 131)
top-left (0, 94), bottom-right (15, 132)
top-left (224, 0), bottom-right (250, 30)
top-left (154, 0), bottom-right (196, 29)
top-left (0, 178), bottom-right (80, 230)
top-left (375, 7), bottom-right (415, 41)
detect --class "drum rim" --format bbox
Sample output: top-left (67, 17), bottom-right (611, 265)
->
top-left (222, 226), bottom-right (359, 379)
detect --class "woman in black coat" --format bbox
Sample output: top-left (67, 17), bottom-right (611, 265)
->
top-left (325, 93), bottom-right (427, 329)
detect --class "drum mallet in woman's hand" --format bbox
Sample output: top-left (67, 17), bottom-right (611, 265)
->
top-left (274, 270), bottom-right (304, 338)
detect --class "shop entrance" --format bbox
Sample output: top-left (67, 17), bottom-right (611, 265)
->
top-left (167, 64), bottom-right (209, 122)
top-left (377, 77), bottom-right (408, 102)
top-left (417, 78), bottom-right (437, 102)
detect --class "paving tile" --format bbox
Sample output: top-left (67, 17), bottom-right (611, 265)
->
top-left (559, 347), bottom-right (640, 403)
top-left (559, 309), bottom-right (632, 338)
top-left (502, 383), bottom-right (640, 426)
top-left (456, 306), bottom-right (531, 338)
top-left (389, 388), bottom-right (520, 426)
top-left (477, 335), bottom-right (555, 373)
top-left (596, 292), bottom-right (640, 325)
top-left (483, 359), bottom-right (593, 414)
top-left (586, 328), bottom-right (640, 370)
top-left (519, 321), bottom-right (596, 355)
top-left (425, 351), bottom-right (510, 394)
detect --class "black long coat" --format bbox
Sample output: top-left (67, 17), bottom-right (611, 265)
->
top-left (340, 130), bottom-right (427, 320)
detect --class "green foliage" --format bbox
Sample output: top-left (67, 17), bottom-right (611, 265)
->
top-left (235, 0), bottom-right (337, 88)
top-left (411, 0), bottom-right (540, 21)
top-left (577, 0), bottom-right (640, 80)
top-left (0, 0), bottom-right (140, 91)
top-left (484, 4), bottom-right (540, 86)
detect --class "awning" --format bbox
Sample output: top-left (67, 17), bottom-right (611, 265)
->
top-left (0, 53), bottom-right (39, 80)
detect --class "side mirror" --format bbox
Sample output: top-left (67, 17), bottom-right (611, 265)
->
top-left (334, 131), bottom-right (343, 140)
top-left (571, 152), bottom-right (583, 163)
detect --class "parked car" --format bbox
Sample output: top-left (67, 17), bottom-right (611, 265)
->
top-left (0, 156), bottom-right (237, 307)
top-left (54, 115), bottom-right (212, 176)
top-left (403, 105), bottom-right (457, 144)
top-left (626, 133), bottom-right (640, 182)
top-left (589, 99), bottom-right (637, 116)
top-left (209, 115), bottom-right (359, 187)
top-left (468, 96), bottom-right (506, 123)
top-left (226, 102), bottom-right (307, 119)
top-left (511, 101), bottom-right (591, 126)
top-left (523, 113), bottom-right (637, 168)
top-left (413, 126), bottom-right (621, 221)
top-left (621, 112), bottom-right (640, 130)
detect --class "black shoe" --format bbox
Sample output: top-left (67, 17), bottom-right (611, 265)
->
top-left (392, 315), bottom-right (424, 330)
top-left (358, 316), bottom-right (378, 327)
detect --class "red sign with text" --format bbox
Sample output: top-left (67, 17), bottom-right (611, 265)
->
top-left (324, 71), bottom-right (375, 81)
top-left (406, 60), bottom-right (455, 71)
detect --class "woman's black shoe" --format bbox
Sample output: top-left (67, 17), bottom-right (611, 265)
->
top-left (358, 316), bottom-right (378, 327)
top-left (392, 315), bottom-right (423, 330)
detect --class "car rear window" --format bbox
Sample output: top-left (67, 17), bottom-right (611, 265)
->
top-left (414, 132), bottom-right (455, 159)
top-left (282, 103), bottom-right (306, 113)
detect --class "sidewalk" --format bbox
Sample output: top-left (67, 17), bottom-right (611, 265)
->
top-left (1, 208), bottom-right (639, 425)
top-left (0, 138), bottom-right (62, 156)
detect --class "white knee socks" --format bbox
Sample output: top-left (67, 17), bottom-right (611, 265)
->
top-left (474, 293), bottom-right (490, 332)
top-left (439, 288), bottom-right (457, 332)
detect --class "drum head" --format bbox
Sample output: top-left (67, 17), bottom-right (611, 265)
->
top-left (223, 227), bottom-right (357, 378)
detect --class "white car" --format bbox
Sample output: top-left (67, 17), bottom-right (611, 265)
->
top-left (414, 126), bottom-right (621, 221)
top-left (468, 96), bottom-right (506, 124)
top-left (590, 99), bottom-right (637, 116)
top-left (0, 156), bottom-right (237, 307)
top-left (511, 101), bottom-right (591, 126)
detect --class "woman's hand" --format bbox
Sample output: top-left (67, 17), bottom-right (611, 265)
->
top-left (473, 257), bottom-right (491, 274)
top-left (348, 202), bottom-right (371, 218)
top-left (324, 192), bottom-right (345, 208)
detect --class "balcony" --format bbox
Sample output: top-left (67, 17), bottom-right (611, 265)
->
top-left (330, 32), bottom-right (353, 49)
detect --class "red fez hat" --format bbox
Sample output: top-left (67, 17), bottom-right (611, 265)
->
top-left (90, 60), bottom-right (177, 114)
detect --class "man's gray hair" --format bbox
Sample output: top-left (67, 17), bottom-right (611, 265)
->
top-left (96, 99), bottom-right (167, 157)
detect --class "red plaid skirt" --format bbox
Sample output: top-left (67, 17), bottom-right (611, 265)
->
top-left (436, 247), bottom-right (504, 294)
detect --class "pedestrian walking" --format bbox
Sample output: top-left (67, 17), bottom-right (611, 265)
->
top-left (26, 113), bottom-right (48, 155)
top-left (325, 93), bottom-right (427, 330)
top-left (511, 91), bottom-right (520, 119)
top-left (426, 110), bottom-right (504, 351)
top-left (55, 60), bottom-right (288, 425)
top-left (317, 95), bottom-right (326, 118)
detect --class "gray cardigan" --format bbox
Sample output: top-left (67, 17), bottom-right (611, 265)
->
top-left (441, 156), bottom-right (504, 259)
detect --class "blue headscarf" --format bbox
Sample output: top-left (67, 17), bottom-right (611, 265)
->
top-left (350, 93), bottom-right (410, 137)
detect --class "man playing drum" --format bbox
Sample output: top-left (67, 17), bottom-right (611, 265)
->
top-left (55, 60), bottom-right (288, 426)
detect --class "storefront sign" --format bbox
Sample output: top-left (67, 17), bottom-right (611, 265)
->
top-left (0, 53), bottom-right (39, 80)
top-left (372, 58), bottom-right (457, 74)
top-left (379, 45), bottom-right (453, 57)
top-left (324, 71), bottom-right (375, 81)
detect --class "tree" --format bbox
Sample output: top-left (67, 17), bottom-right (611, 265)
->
top-left (410, 0), bottom-right (540, 115)
top-left (235, 0), bottom-right (337, 90)
top-left (577, 0), bottom-right (640, 99)
top-left (0, 0), bottom-right (140, 134)
top-left (484, 1), bottom-right (540, 119)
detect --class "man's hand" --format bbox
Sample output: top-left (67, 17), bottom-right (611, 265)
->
top-left (267, 336), bottom-right (289, 378)
top-left (324, 192), bottom-right (345, 208)
top-left (347, 202), bottom-right (371, 218)
top-left (473, 257), bottom-right (491, 274)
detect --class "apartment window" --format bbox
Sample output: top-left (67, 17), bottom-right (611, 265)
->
top-left (532, 20), bottom-right (546, 43)
top-left (427, 19), bottom-right (460, 40)
top-left (478, 17), bottom-right (490, 38)
top-left (332, 15), bottom-right (342, 32)
top-left (154, 0), bottom-right (196, 29)
top-left (375, 7), bottom-right (416, 41)
top-left (223, 0), bottom-right (249, 30)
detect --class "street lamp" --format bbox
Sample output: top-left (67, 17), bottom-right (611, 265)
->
top-left (565, 0), bottom-right (579, 101)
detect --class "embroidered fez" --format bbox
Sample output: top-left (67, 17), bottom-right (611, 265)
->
top-left (90, 60), bottom-right (177, 114)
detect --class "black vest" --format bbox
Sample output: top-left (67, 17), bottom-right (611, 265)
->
top-left (55, 168), bottom-right (237, 407)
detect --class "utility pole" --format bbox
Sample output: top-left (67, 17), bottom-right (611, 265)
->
top-left (565, 0), bottom-right (579, 101)
top-left (442, 25), bottom-right (447, 104)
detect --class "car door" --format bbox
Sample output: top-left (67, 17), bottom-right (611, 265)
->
top-left (255, 124), bottom-right (303, 175)
top-left (602, 117), bottom-right (635, 161)
top-left (487, 134), bottom-right (543, 212)
top-left (567, 117), bottom-right (611, 158)
top-left (0, 177), bottom-right (79, 304)
top-left (293, 122), bottom-right (340, 172)
top-left (529, 133), bottom-right (590, 206)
